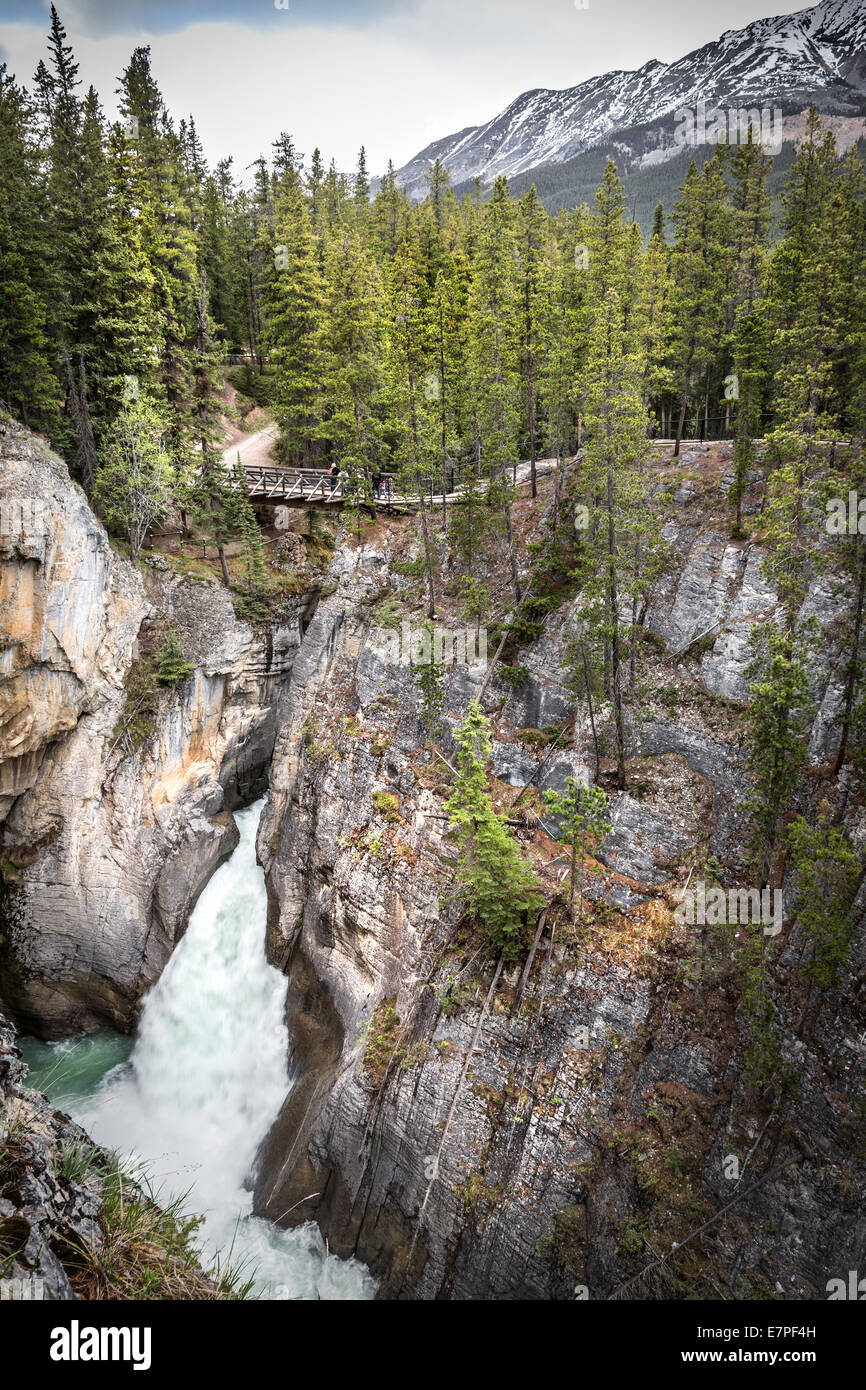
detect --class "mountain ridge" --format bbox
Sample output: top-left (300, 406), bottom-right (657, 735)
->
top-left (390, 0), bottom-right (866, 200)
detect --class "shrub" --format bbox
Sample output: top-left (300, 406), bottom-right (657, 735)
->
top-left (371, 790), bottom-right (401, 824)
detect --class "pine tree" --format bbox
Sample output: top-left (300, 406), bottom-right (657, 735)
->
top-left (444, 700), bottom-right (543, 959)
top-left (744, 624), bottom-right (812, 884)
top-left (426, 259), bottom-right (470, 522)
top-left (307, 146), bottom-right (326, 242)
top-left (640, 223), bottom-right (674, 427)
top-left (94, 395), bottom-right (171, 563)
top-left (371, 160), bottom-right (406, 258)
top-left (516, 185), bottom-right (549, 497)
top-left (319, 230), bottom-right (384, 492)
top-left (425, 158), bottom-right (452, 231)
top-left (192, 269), bottom-right (233, 585)
top-left (667, 154), bottom-right (731, 454)
top-left (354, 145), bottom-right (370, 223)
top-left (787, 810), bottom-right (860, 992)
top-left (155, 627), bottom-right (194, 686)
top-left (228, 455), bottom-right (268, 594)
top-left (448, 467), bottom-right (496, 572)
top-left (383, 235), bottom-right (438, 617)
top-left (411, 620), bottom-right (445, 738)
top-left (579, 283), bottom-right (651, 789)
top-left (0, 66), bottom-right (57, 429)
top-left (728, 126), bottom-right (772, 534)
top-left (267, 162), bottom-right (324, 465)
top-left (467, 175), bottom-right (522, 601)
top-left (764, 114), bottom-right (853, 605)
top-left (542, 776), bottom-right (610, 916)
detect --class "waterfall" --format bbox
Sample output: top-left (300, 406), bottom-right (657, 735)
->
top-left (22, 798), bottom-right (374, 1301)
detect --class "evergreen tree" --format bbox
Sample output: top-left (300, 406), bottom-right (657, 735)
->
top-left (744, 624), bottom-right (812, 883)
top-left (516, 185), bottom-right (549, 497)
top-left (728, 126), bottom-right (772, 534)
top-left (192, 269), bottom-right (233, 585)
top-left (319, 230), bottom-right (384, 489)
top-left (667, 154), bottom-right (731, 454)
top-left (764, 114), bottom-right (852, 602)
top-left (383, 236), bottom-right (438, 617)
top-left (444, 700), bottom-right (543, 959)
top-left (0, 66), bottom-right (57, 429)
top-left (787, 810), bottom-right (861, 991)
top-left (542, 776), bottom-right (611, 915)
top-left (227, 455), bottom-right (268, 594)
top-left (354, 145), bottom-right (370, 222)
top-left (467, 175), bottom-right (522, 601)
top-left (267, 161), bottom-right (324, 464)
top-left (94, 395), bottom-right (171, 563)
top-left (411, 619), bottom-right (445, 739)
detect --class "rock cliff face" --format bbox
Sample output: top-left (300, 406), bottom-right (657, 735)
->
top-left (0, 1015), bottom-right (102, 1300)
top-left (0, 419), bottom-right (314, 1037)
top-left (2, 419), bottom-right (864, 1302)
top-left (252, 469), bottom-right (866, 1300)
top-left (0, 1014), bottom-right (222, 1300)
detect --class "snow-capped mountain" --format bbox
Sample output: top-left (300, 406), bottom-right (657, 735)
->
top-left (392, 0), bottom-right (866, 198)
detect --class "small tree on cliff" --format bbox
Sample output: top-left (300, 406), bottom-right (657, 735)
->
top-left (411, 619), bottom-right (445, 739)
top-left (787, 810), bottom-right (861, 992)
top-left (226, 454), bottom-right (268, 594)
top-left (444, 699), bottom-right (543, 959)
top-left (543, 776), bottom-right (611, 917)
top-left (94, 396), bottom-right (170, 563)
top-left (744, 622), bottom-right (812, 883)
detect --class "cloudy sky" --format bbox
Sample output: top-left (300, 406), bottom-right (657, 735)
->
top-left (0, 0), bottom-right (812, 176)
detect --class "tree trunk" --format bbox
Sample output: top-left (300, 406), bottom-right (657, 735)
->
top-left (417, 492), bottom-right (437, 620)
top-left (65, 352), bottom-right (99, 496)
top-left (527, 359), bottom-right (537, 500)
top-left (501, 466), bottom-right (522, 604)
top-left (439, 300), bottom-right (448, 529)
top-left (674, 380), bottom-right (689, 458)
top-left (607, 458), bottom-right (627, 790)
top-left (580, 641), bottom-right (600, 782)
top-left (217, 544), bottom-right (231, 588)
top-left (834, 536), bottom-right (866, 774)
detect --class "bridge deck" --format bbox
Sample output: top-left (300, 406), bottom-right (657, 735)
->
top-left (227, 461), bottom-right (563, 510)
top-left (227, 465), bottom-right (414, 507)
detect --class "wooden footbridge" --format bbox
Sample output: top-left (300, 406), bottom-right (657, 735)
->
top-left (225, 460), bottom-right (560, 512)
top-left (228, 464), bottom-right (405, 508)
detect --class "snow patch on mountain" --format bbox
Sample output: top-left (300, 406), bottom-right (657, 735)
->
top-left (392, 0), bottom-right (866, 198)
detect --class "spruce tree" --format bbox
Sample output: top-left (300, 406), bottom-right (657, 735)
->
top-left (667, 154), bottom-right (731, 454)
top-left (94, 395), bottom-right (171, 563)
top-left (467, 175), bottom-right (522, 601)
top-left (444, 700), bottom-right (543, 959)
top-left (542, 776), bottom-right (610, 916)
top-left (267, 158), bottom-right (324, 465)
top-left (0, 66), bottom-right (57, 430)
top-left (228, 456), bottom-right (268, 594)
top-left (744, 624), bottom-right (812, 884)
top-left (319, 230), bottom-right (384, 491)
top-left (383, 235), bottom-right (438, 617)
top-left (728, 126), bottom-right (772, 534)
top-left (516, 185), bottom-right (549, 497)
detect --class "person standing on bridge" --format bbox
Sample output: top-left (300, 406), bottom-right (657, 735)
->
top-left (327, 461), bottom-right (341, 494)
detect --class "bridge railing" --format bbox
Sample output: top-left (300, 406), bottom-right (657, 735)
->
top-left (226, 465), bottom-right (403, 503)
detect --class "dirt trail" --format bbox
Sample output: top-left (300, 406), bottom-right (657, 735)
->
top-left (221, 420), bottom-right (279, 472)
